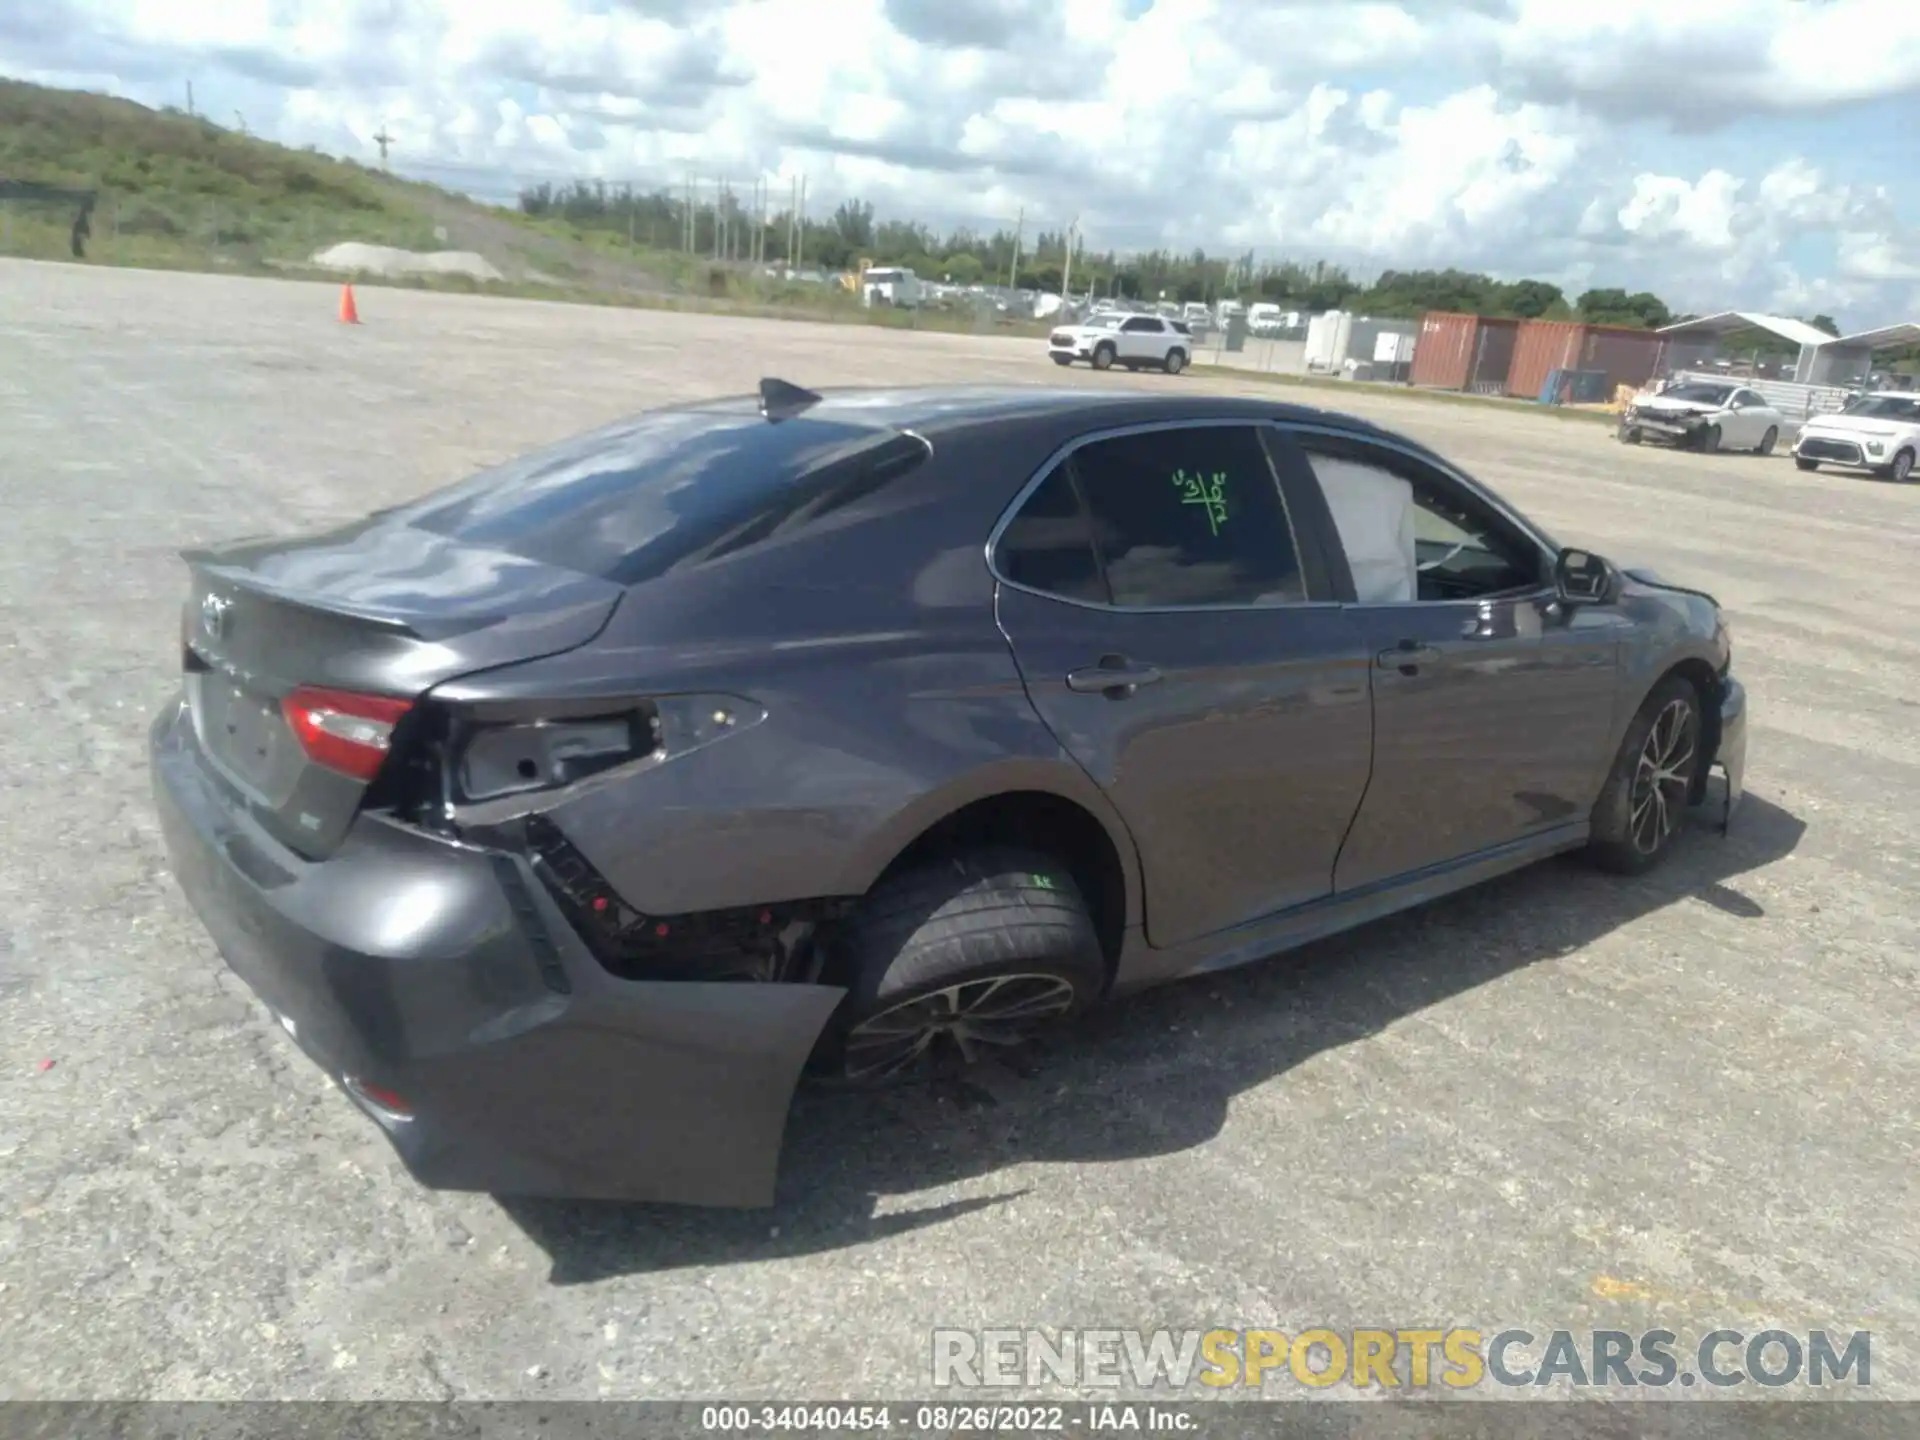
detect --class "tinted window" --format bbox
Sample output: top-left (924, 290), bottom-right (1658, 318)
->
top-left (1069, 426), bottom-right (1304, 608)
top-left (403, 409), bottom-right (929, 584)
top-left (1123, 317), bottom-right (1163, 333)
top-left (994, 467), bottom-right (1107, 604)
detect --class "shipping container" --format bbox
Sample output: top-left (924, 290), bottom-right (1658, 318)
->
top-left (1409, 312), bottom-right (1521, 392)
top-left (1506, 321), bottom-right (1666, 399)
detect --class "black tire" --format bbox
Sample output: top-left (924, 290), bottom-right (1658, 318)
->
top-left (823, 847), bottom-right (1105, 1084)
top-left (1091, 342), bottom-right (1115, 371)
top-left (1890, 448), bottom-right (1915, 483)
top-left (1164, 348), bottom-right (1187, 375)
top-left (1619, 426), bottom-right (1642, 445)
top-left (1795, 457), bottom-right (1818, 472)
top-left (1757, 426), bottom-right (1778, 456)
top-left (1050, 354), bottom-right (1073, 367)
top-left (1586, 674), bottom-right (1704, 876)
top-left (1698, 425), bottom-right (1721, 454)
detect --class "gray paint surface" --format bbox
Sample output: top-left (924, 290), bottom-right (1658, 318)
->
top-left (2, 261), bottom-right (1916, 1401)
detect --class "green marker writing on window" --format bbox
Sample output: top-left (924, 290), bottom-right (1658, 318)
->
top-left (1170, 468), bottom-right (1230, 535)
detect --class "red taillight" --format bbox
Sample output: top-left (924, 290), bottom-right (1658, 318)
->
top-left (281, 686), bottom-right (412, 781)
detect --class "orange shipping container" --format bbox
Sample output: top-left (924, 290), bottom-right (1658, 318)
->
top-left (1506, 320), bottom-right (1666, 399)
top-left (1409, 312), bottom-right (1521, 391)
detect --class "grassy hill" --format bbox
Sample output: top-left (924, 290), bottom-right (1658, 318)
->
top-left (0, 78), bottom-right (1033, 334)
top-left (0, 78), bottom-right (486, 270)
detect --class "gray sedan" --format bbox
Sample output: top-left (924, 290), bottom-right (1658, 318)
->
top-left (150, 382), bottom-right (1747, 1207)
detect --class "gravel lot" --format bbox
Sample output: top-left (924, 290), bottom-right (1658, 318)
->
top-left (3, 259), bottom-right (1916, 1403)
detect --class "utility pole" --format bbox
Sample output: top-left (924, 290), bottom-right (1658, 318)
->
top-left (233, 111), bottom-right (246, 135)
top-left (1060, 215), bottom-right (1079, 306)
top-left (1007, 207), bottom-right (1024, 291)
top-left (185, 80), bottom-right (194, 117)
top-left (796, 176), bottom-right (806, 268)
top-left (373, 126), bottom-right (394, 168)
top-left (787, 176), bottom-right (798, 266)
top-left (685, 175), bottom-right (695, 253)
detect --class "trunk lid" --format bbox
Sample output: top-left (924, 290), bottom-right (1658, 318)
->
top-left (181, 516), bottom-right (622, 857)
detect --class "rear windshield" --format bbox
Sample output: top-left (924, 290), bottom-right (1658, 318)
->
top-left (403, 408), bottom-right (930, 584)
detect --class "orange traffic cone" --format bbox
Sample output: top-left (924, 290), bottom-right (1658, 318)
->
top-left (338, 283), bottom-right (360, 325)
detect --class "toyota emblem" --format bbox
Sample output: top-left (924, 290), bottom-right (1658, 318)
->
top-left (200, 592), bottom-right (231, 640)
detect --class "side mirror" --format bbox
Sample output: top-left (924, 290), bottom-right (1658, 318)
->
top-left (1554, 548), bottom-right (1615, 605)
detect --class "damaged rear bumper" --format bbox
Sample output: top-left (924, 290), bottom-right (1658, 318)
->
top-left (148, 698), bottom-right (844, 1207)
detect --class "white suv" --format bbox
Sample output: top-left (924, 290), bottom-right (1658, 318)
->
top-left (1793, 391), bottom-right (1920, 481)
top-left (1048, 313), bottom-right (1192, 374)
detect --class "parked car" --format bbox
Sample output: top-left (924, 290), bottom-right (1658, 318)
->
top-left (1048, 313), bottom-right (1192, 373)
top-left (1617, 381), bottom-right (1783, 454)
top-left (151, 381), bottom-right (1747, 1207)
top-left (1792, 391), bottom-right (1920, 481)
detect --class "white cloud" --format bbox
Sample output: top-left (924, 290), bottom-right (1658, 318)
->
top-left (3, 0), bottom-right (1918, 324)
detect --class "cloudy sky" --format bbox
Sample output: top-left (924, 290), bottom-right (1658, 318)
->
top-left (4, 0), bottom-right (1918, 325)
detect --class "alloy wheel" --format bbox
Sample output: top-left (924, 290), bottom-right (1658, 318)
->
top-left (842, 973), bottom-right (1079, 1082)
top-left (1629, 698), bottom-right (1698, 856)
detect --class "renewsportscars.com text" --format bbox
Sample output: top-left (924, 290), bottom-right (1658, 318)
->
top-left (931, 1327), bottom-right (1872, 1390)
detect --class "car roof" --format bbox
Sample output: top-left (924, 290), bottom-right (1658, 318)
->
top-left (702, 383), bottom-right (1394, 441)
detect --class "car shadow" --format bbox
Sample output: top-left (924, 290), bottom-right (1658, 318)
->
top-left (499, 791), bottom-right (1804, 1284)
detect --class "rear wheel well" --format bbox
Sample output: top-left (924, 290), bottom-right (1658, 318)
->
top-left (866, 791), bottom-right (1128, 981)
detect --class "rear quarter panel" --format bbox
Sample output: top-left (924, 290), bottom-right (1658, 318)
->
top-left (429, 424), bottom-right (1145, 921)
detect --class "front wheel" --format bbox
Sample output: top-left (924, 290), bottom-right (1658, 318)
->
top-left (1756, 426), bottom-right (1778, 456)
top-left (1619, 426), bottom-right (1643, 445)
top-left (1586, 675), bottom-right (1703, 876)
top-left (1163, 348), bottom-right (1187, 375)
top-left (1090, 343), bottom-right (1115, 371)
top-left (1889, 448), bottom-right (1915, 483)
top-left (1698, 425), bottom-right (1721, 454)
top-left (822, 848), bottom-right (1105, 1085)
top-left (1050, 354), bottom-right (1073, 366)
top-left (1794, 456), bottom-right (1818, 472)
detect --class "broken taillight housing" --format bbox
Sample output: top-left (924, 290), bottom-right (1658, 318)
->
top-left (452, 696), bottom-right (765, 804)
top-left (282, 686), bottom-right (414, 781)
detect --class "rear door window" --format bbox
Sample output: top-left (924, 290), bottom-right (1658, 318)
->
top-left (993, 467), bottom-right (1108, 604)
top-left (1068, 425), bottom-right (1305, 607)
top-left (402, 408), bottom-right (929, 584)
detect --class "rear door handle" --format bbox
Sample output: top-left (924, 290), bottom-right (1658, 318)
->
top-left (1377, 642), bottom-right (1442, 673)
top-left (1066, 657), bottom-right (1163, 695)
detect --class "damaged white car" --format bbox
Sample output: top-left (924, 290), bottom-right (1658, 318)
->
top-left (1617, 381), bottom-right (1783, 455)
top-left (1793, 391), bottom-right (1920, 481)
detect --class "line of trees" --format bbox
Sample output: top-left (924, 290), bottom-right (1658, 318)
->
top-left (519, 180), bottom-right (1857, 352)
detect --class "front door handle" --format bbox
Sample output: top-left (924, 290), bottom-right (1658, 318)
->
top-left (1377, 641), bottom-right (1442, 673)
top-left (1066, 656), bottom-right (1163, 696)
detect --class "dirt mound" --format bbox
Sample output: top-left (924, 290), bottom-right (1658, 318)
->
top-left (310, 242), bottom-right (504, 283)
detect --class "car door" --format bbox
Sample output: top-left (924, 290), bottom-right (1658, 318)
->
top-left (1735, 389), bottom-right (1776, 447)
top-left (1722, 390), bottom-right (1756, 447)
top-left (992, 420), bottom-right (1374, 948)
top-left (1276, 426), bottom-right (1628, 892)
top-left (1119, 316), bottom-right (1164, 362)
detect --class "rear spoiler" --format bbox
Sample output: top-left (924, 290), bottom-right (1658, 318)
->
top-left (183, 552), bottom-right (424, 635)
